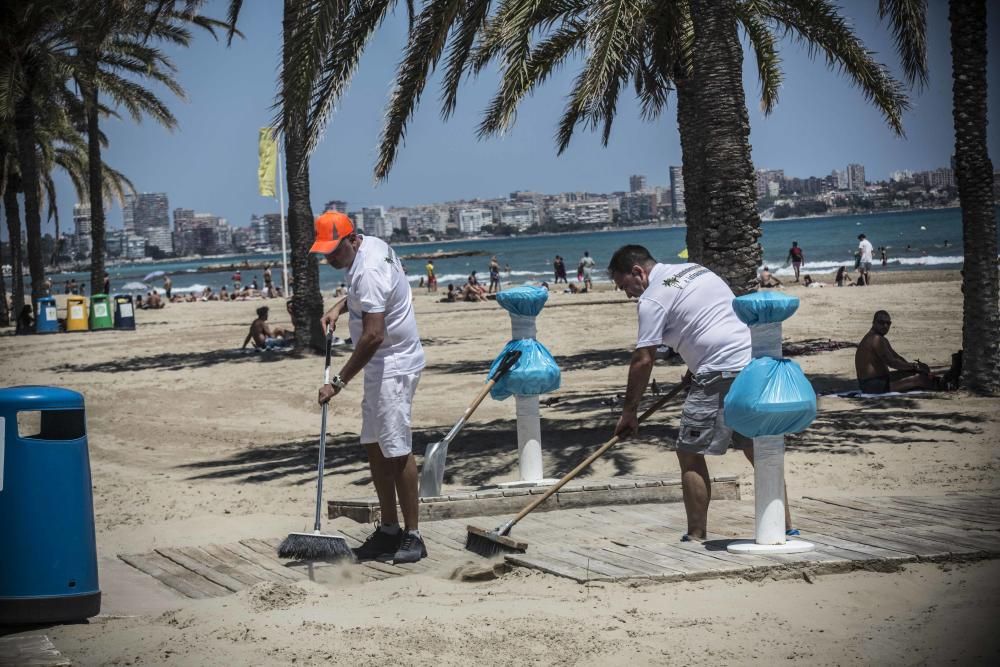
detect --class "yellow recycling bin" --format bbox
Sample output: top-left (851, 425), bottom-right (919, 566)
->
top-left (66, 296), bottom-right (89, 332)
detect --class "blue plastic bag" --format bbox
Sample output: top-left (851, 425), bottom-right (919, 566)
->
top-left (723, 357), bottom-right (816, 437)
top-left (488, 339), bottom-right (561, 400)
top-left (732, 291), bottom-right (800, 325)
top-left (496, 286), bottom-right (549, 317)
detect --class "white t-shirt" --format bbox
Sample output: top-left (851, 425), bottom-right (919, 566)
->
top-left (345, 236), bottom-right (425, 380)
top-left (858, 239), bottom-right (874, 263)
top-left (635, 263), bottom-right (751, 374)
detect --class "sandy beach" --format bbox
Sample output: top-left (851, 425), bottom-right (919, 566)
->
top-left (2, 268), bottom-right (998, 665)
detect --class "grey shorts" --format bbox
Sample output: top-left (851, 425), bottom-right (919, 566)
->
top-left (676, 372), bottom-right (753, 455)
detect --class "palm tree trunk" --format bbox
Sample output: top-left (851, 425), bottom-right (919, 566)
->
top-left (676, 78), bottom-right (705, 265)
top-left (686, 0), bottom-right (762, 295)
top-left (0, 224), bottom-right (8, 327)
top-left (283, 0), bottom-right (325, 353)
top-left (81, 62), bottom-right (106, 296)
top-left (4, 176), bottom-right (25, 318)
top-left (950, 0), bottom-right (999, 394)
top-left (13, 93), bottom-right (46, 305)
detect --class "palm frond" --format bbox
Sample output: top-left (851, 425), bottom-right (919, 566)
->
top-left (878, 0), bottom-right (927, 89)
top-left (440, 0), bottom-right (492, 120)
top-left (735, 7), bottom-right (782, 114)
top-left (763, 0), bottom-right (909, 135)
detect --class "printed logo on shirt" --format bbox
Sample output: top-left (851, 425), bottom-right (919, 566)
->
top-left (384, 252), bottom-right (396, 265)
top-left (663, 265), bottom-right (709, 290)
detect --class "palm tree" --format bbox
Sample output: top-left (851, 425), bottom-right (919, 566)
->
top-left (71, 1), bottom-right (225, 295)
top-left (364, 0), bottom-right (909, 293)
top-left (949, 0), bottom-right (998, 393)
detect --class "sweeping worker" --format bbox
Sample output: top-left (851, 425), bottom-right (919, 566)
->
top-left (312, 211), bottom-right (427, 564)
top-left (608, 244), bottom-right (793, 541)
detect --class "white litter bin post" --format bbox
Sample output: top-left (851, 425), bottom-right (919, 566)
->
top-left (727, 292), bottom-right (814, 555)
top-left (493, 287), bottom-right (560, 489)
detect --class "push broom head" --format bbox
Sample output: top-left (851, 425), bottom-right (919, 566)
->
top-left (465, 525), bottom-right (528, 557)
top-left (278, 531), bottom-right (356, 562)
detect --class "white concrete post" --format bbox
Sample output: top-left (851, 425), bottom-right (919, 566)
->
top-left (510, 313), bottom-right (544, 483)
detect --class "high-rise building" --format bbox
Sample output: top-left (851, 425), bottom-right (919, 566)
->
top-left (73, 203), bottom-right (92, 255)
top-left (173, 208), bottom-right (231, 256)
top-left (754, 169), bottom-right (785, 198)
top-left (264, 213), bottom-right (285, 251)
top-left (250, 214), bottom-right (270, 246)
top-left (458, 207), bottom-right (492, 234)
top-left (847, 164), bottom-right (865, 192)
top-left (629, 175), bottom-right (647, 193)
top-left (323, 199), bottom-right (348, 213)
top-left (669, 166), bottom-right (685, 217)
top-left (123, 192), bottom-right (172, 254)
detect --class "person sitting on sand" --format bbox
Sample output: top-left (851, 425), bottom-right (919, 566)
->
top-left (803, 275), bottom-right (825, 288)
top-left (220, 285), bottom-right (230, 301)
top-left (759, 266), bottom-right (782, 288)
top-left (855, 310), bottom-right (937, 394)
top-left (565, 282), bottom-right (588, 294)
top-left (461, 282), bottom-right (486, 302)
top-left (146, 291), bottom-right (164, 309)
top-left (440, 284), bottom-right (457, 303)
top-left (835, 266), bottom-right (854, 287)
top-left (16, 305), bottom-right (34, 335)
top-left (242, 305), bottom-right (293, 350)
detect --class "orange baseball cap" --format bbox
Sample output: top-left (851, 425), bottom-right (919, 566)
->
top-left (309, 211), bottom-right (355, 255)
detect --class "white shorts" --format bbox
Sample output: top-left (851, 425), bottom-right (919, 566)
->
top-left (360, 372), bottom-right (421, 458)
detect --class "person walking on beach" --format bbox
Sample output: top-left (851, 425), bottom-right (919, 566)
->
top-left (580, 251), bottom-right (595, 291)
top-left (163, 275), bottom-right (172, 300)
top-left (313, 211), bottom-right (428, 564)
top-left (880, 246), bottom-right (888, 266)
top-left (786, 242), bottom-right (804, 282)
top-left (607, 244), bottom-right (793, 541)
top-left (232, 270), bottom-right (242, 292)
top-left (263, 264), bottom-right (273, 297)
top-left (857, 234), bottom-right (874, 285)
top-left (488, 256), bottom-right (501, 294)
top-left (553, 256), bottom-right (567, 283)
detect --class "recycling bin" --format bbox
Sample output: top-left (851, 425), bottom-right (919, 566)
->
top-left (65, 296), bottom-right (89, 332)
top-left (34, 296), bottom-right (59, 334)
top-left (113, 294), bottom-right (136, 330)
top-left (89, 294), bottom-right (113, 331)
top-left (0, 386), bottom-right (101, 623)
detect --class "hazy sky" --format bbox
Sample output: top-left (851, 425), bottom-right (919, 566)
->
top-left (33, 0), bottom-right (1000, 235)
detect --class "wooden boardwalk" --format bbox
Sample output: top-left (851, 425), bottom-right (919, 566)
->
top-left (119, 493), bottom-right (1000, 596)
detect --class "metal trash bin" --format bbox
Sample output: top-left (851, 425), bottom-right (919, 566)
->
top-left (113, 294), bottom-right (136, 330)
top-left (0, 386), bottom-right (101, 624)
top-left (65, 296), bottom-right (89, 332)
top-left (89, 294), bottom-right (113, 330)
top-left (34, 296), bottom-right (59, 334)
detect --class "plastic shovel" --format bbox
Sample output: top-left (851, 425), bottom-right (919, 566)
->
top-left (418, 349), bottom-right (522, 497)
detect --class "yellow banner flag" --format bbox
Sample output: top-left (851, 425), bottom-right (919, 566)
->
top-left (678, 248), bottom-right (689, 259)
top-left (258, 128), bottom-right (277, 197)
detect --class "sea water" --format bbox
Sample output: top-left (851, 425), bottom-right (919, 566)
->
top-left (53, 207), bottom-right (999, 294)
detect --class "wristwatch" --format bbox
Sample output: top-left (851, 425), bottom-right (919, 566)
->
top-left (330, 374), bottom-right (347, 390)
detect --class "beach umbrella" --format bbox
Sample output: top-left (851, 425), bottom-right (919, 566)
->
top-left (121, 281), bottom-right (148, 291)
top-left (142, 270), bottom-right (166, 282)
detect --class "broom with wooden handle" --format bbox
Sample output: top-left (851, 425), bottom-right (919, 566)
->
top-left (465, 382), bottom-right (687, 557)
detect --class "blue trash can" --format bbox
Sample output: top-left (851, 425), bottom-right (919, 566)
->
top-left (113, 294), bottom-right (136, 330)
top-left (35, 296), bottom-right (59, 334)
top-left (0, 386), bottom-right (101, 624)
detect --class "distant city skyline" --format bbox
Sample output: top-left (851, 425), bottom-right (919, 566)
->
top-left (8, 0), bottom-right (999, 237)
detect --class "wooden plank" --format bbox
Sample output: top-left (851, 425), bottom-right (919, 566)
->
top-left (597, 542), bottom-right (704, 576)
top-left (505, 552), bottom-right (610, 582)
top-left (0, 635), bottom-right (71, 667)
top-left (217, 544), bottom-right (306, 582)
top-left (562, 545), bottom-right (674, 578)
top-left (195, 546), bottom-right (279, 586)
top-left (817, 495), bottom-right (998, 528)
top-left (712, 503), bottom-right (913, 561)
top-left (118, 552), bottom-right (229, 599)
top-left (242, 538), bottom-right (287, 559)
top-left (883, 496), bottom-right (1000, 525)
top-left (805, 497), bottom-right (954, 528)
top-left (781, 510), bottom-right (953, 558)
top-left (155, 548), bottom-right (246, 593)
top-left (536, 547), bottom-right (642, 579)
top-left (793, 499), bottom-right (996, 553)
top-left (179, 547), bottom-right (270, 587)
top-left (898, 494), bottom-right (1000, 516)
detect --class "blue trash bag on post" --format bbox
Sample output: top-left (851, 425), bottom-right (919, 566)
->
top-left (488, 340), bottom-right (561, 400)
top-left (732, 291), bottom-right (799, 325)
top-left (723, 357), bottom-right (816, 437)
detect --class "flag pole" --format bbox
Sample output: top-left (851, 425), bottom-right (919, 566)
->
top-left (276, 133), bottom-right (289, 298)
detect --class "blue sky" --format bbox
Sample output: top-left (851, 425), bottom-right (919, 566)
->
top-left (36, 0), bottom-right (1000, 235)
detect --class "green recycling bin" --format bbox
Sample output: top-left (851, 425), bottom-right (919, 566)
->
top-left (88, 294), bottom-right (113, 331)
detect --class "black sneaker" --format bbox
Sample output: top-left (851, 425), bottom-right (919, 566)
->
top-left (354, 524), bottom-right (402, 561)
top-left (389, 531), bottom-right (428, 564)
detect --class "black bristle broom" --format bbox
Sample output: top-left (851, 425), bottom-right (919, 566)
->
top-left (466, 382), bottom-right (686, 557)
